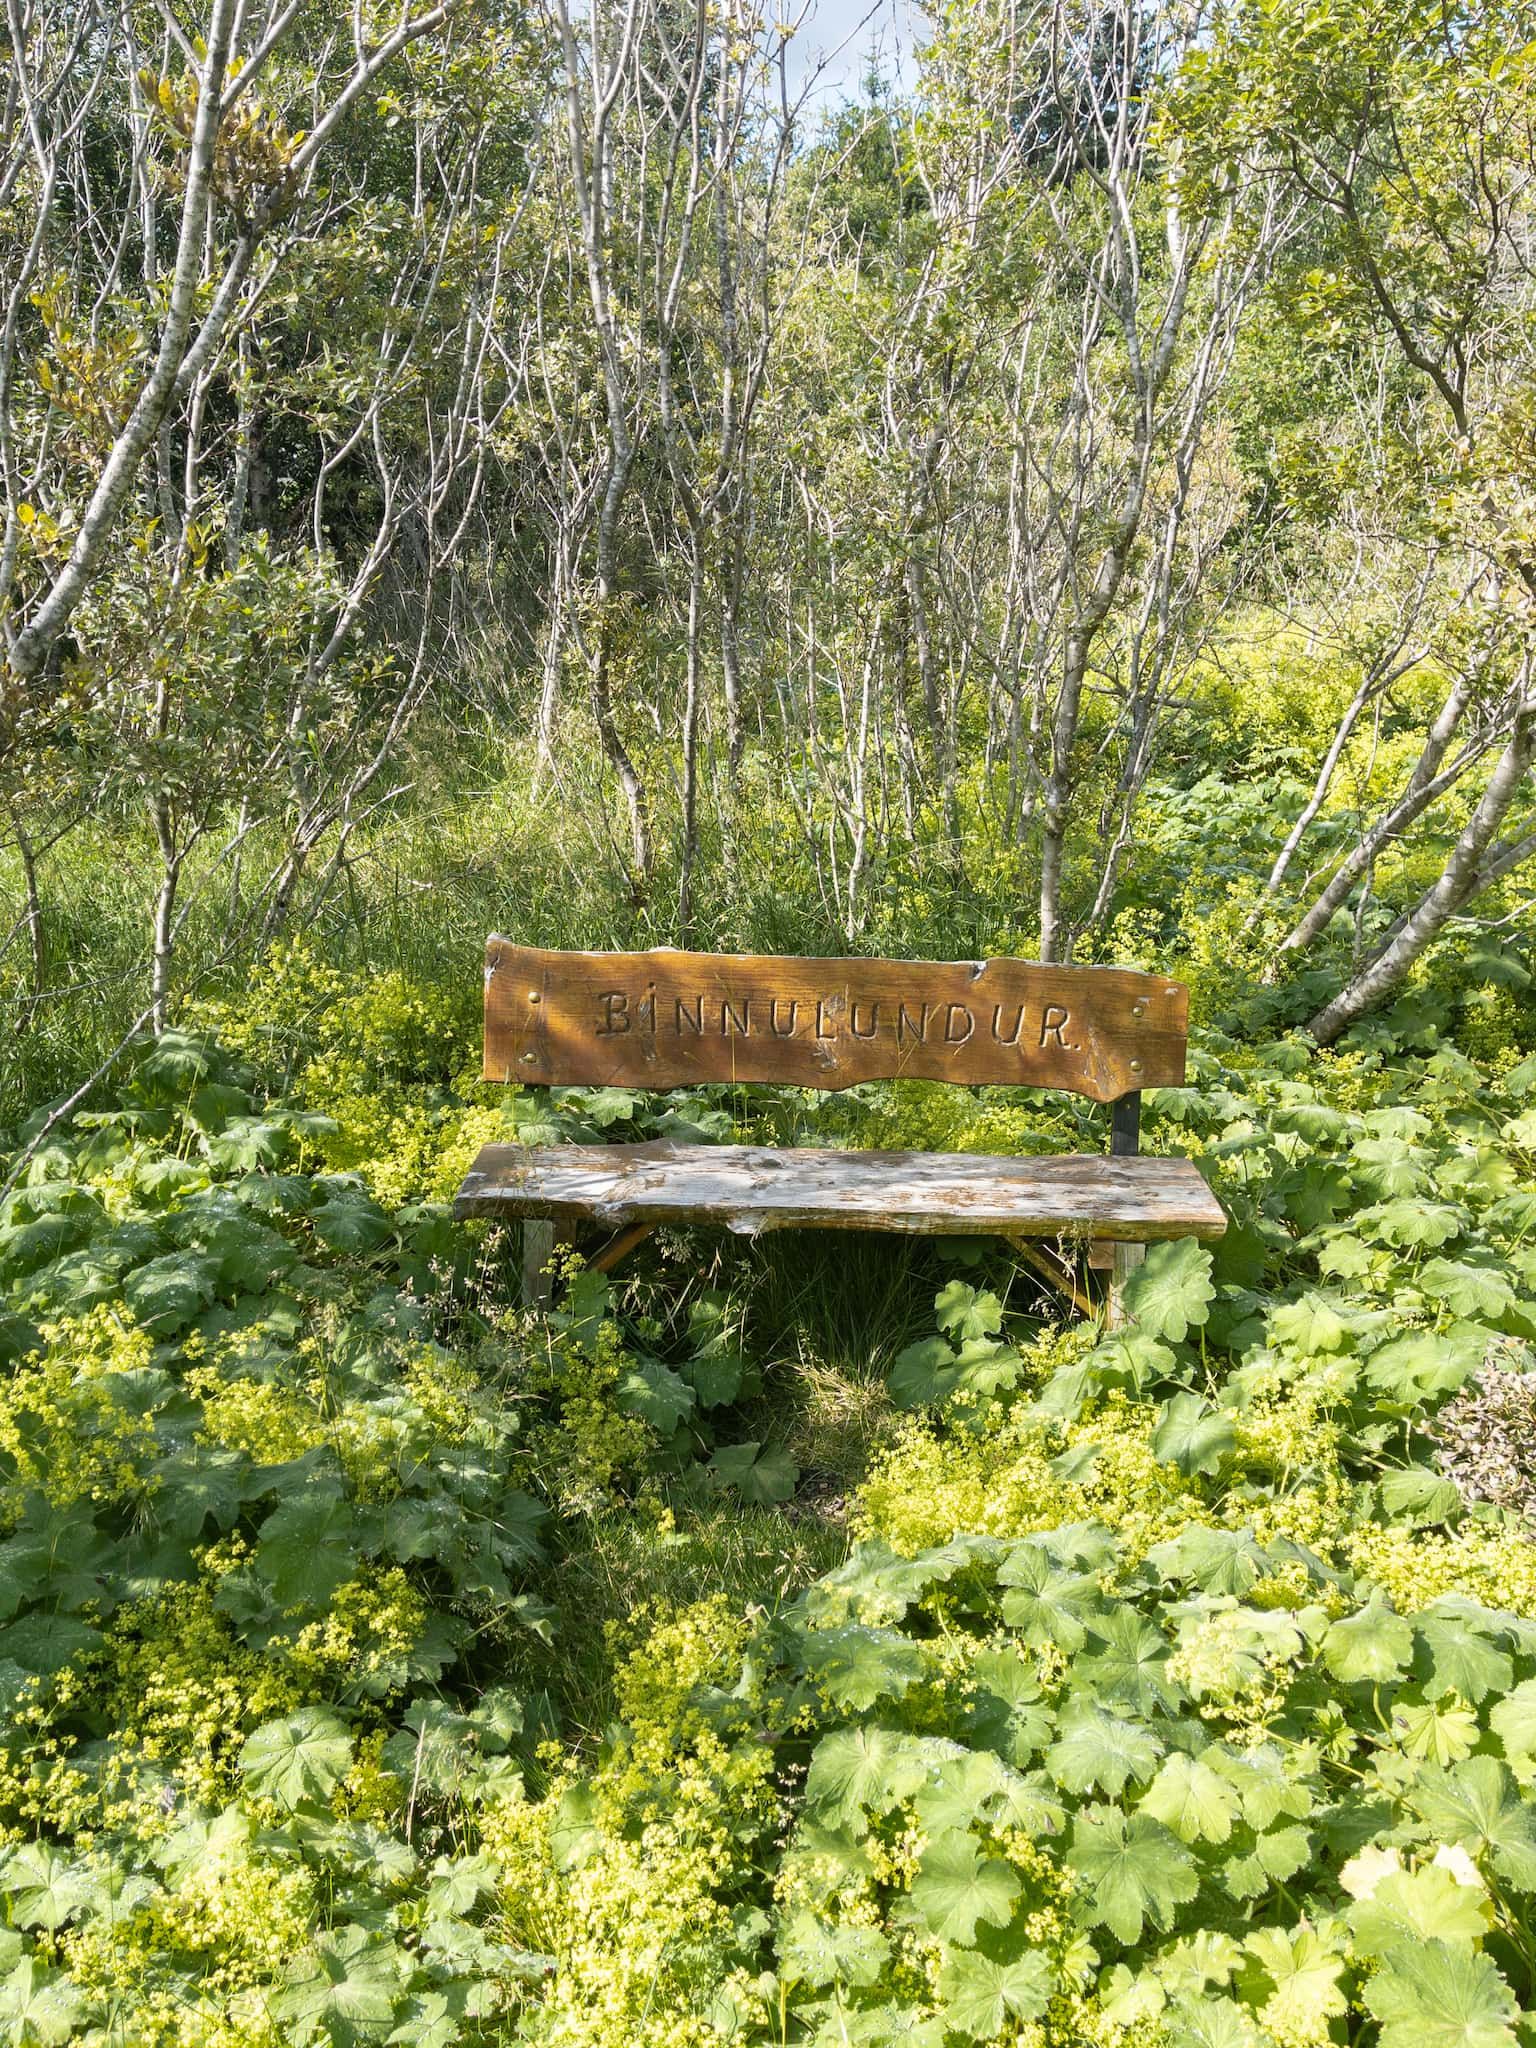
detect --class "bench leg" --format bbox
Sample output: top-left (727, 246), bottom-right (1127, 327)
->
top-left (521, 1221), bottom-right (564, 1308)
top-left (1105, 1241), bottom-right (1145, 1328)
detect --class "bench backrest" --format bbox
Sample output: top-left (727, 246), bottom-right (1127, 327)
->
top-left (483, 940), bottom-right (1187, 1104)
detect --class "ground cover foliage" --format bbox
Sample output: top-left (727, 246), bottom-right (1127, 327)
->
top-left (0, 946), bottom-right (1535, 2045)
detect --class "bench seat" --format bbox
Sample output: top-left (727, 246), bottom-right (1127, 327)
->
top-left (453, 1140), bottom-right (1226, 1243)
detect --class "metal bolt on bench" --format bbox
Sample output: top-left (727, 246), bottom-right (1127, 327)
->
top-left (453, 939), bottom-right (1226, 1315)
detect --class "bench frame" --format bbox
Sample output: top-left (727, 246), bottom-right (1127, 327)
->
top-left (455, 939), bottom-right (1224, 1317)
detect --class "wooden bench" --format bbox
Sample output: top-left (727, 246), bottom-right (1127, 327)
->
top-left (453, 939), bottom-right (1225, 1313)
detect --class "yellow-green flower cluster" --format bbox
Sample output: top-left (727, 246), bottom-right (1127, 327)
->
top-left (0, 1307), bottom-right (156, 1518)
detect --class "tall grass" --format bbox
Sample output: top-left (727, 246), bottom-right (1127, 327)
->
top-left (0, 726), bottom-right (1043, 1125)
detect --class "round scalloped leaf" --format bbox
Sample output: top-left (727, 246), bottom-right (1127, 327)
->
top-left (1363, 1941), bottom-right (1518, 2048)
top-left (239, 1706), bottom-right (354, 1808)
top-left (1121, 1239), bottom-right (1215, 1343)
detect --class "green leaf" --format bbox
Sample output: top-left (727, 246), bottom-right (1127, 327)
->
top-left (887, 1335), bottom-right (958, 1408)
top-left (1047, 1700), bottom-right (1162, 1797)
top-left (937, 1948), bottom-right (1053, 2038)
top-left (1413, 1615), bottom-right (1512, 1705)
top-left (309, 1186), bottom-right (393, 1257)
top-left (686, 1349), bottom-right (745, 1408)
top-left (1349, 1866), bottom-right (1494, 1955)
top-left (1489, 1676), bottom-right (1536, 1764)
top-left (708, 1440), bottom-right (798, 1504)
top-left (1322, 1596), bottom-right (1414, 1684)
top-left (779, 1908), bottom-right (889, 1988)
top-left (1393, 1696), bottom-right (1480, 1767)
top-left (1269, 1292), bottom-right (1355, 1354)
top-left (1407, 1757), bottom-right (1536, 1891)
top-left (253, 1485), bottom-right (360, 1611)
top-left (1380, 1466), bottom-right (1463, 1526)
top-left (0, 1846), bottom-right (93, 1931)
top-left (795, 1626), bottom-right (924, 1712)
top-left (1356, 1199), bottom-right (1463, 1247)
top-left (239, 1707), bottom-right (353, 1807)
top-left (966, 1649), bottom-right (1054, 1765)
top-left (803, 1728), bottom-right (928, 1834)
top-left (1363, 1942), bottom-right (1518, 2048)
top-left (122, 1251), bottom-right (220, 1331)
top-left (1225, 1822), bottom-right (1313, 1900)
top-left (0, 1957), bottom-right (84, 2046)
top-left (204, 1117), bottom-right (298, 1172)
top-left (270, 1926), bottom-right (405, 2043)
top-left (1078, 1609), bottom-right (1184, 1715)
top-left (934, 1280), bottom-right (1003, 1342)
top-left (906, 1829), bottom-right (1021, 1945)
top-left (1152, 1392), bottom-right (1235, 1477)
top-left (617, 1355), bottom-right (696, 1434)
top-left (1145, 1526), bottom-right (1264, 1596)
top-left (912, 1751), bottom-right (1012, 1837)
top-left (997, 1543), bottom-right (1102, 1651)
top-left (1067, 1805), bottom-right (1198, 1944)
top-left (0, 1615), bottom-right (103, 1676)
top-left (1363, 1325), bottom-right (1486, 1405)
top-left (1416, 1259), bottom-right (1515, 1322)
top-left (1243, 1925), bottom-right (1348, 2034)
top-left (1141, 1751), bottom-right (1242, 1844)
top-left (1122, 1239), bottom-right (1215, 1343)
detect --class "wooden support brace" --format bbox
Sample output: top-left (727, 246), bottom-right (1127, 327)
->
top-left (1011, 1238), bottom-right (1094, 1318)
top-left (589, 1221), bottom-right (655, 1276)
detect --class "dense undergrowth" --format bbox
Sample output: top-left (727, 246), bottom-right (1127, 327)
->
top-left (2, 942), bottom-right (1536, 2045)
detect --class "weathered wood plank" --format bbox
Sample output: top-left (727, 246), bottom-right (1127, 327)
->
top-left (453, 1141), bottom-right (1226, 1242)
top-left (483, 941), bottom-right (1187, 1103)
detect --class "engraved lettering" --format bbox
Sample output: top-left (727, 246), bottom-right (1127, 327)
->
top-left (597, 991), bottom-right (631, 1036)
top-left (721, 997), bottom-right (751, 1036)
top-left (991, 1002), bottom-right (1025, 1046)
top-left (815, 998), bottom-right (837, 1040)
top-left (637, 983), bottom-right (656, 1033)
top-left (944, 1003), bottom-right (975, 1044)
top-left (769, 998), bottom-right (799, 1037)
top-left (1039, 1003), bottom-right (1071, 1049)
top-left (850, 1000), bottom-right (880, 1039)
top-left (897, 1001), bottom-right (933, 1046)
top-left (675, 995), bottom-right (704, 1034)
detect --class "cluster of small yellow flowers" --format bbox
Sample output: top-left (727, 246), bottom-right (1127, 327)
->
top-left (0, 1688), bottom-right (97, 1841)
top-left (1165, 1604), bottom-right (1307, 1736)
top-left (488, 1801), bottom-right (753, 2048)
top-left (1061, 1398), bottom-right (1211, 1559)
top-left (59, 1850), bottom-right (314, 2022)
top-left (338, 1730), bottom-right (405, 1823)
top-left (101, 1584), bottom-right (306, 1804)
top-left (1261, 1995), bottom-right (1341, 2048)
top-left (401, 1342), bottom-right (485, 1438)
top-left (279, 1568), bottom-right (429, 1691)
top-left (856, 1387), bottom-right (1226, 1569)
top-left (481, 1779), bottom-right (567, 1954)
top-left (1246, 1560), bottom-right (1350, 1617)
top-left (325, 1095), bottom-right (447, 1204)
top-left (156, 1853), bottom-right (317, 1975)
top-left (1245, 1469), bottom-right (1358, 1556)
top-left (1231, 1388), bottom-right (1346, 1485)
top-left (0, 1306), bottom-right (156, 1512)
top-left (425, 1105), bottom-right (521, 1203)
top-left (855, 1412), bottom-right (1071, 1552)
top-left (612, 1596), bottom-right (747, 1729)
top-left (525, 1316), bottom-right (652, 1514)
top-left (1343, 1522), bottom-right (1536, 1617)
top-left (188, 1363), bottom-right (327, 1464)
top-left (191, 942), bottom-right (470, 1197)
